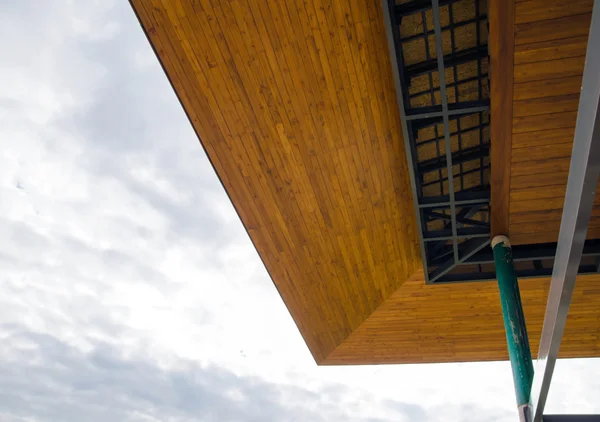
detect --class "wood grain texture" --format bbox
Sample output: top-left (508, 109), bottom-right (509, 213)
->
top-left (507, 0), bottom-right (596, 245)
top-left (509, 227), bottom-right (600, 245)
top-left (513, 112), bottom-right (577, 134)
top-left (489, 0), bottom-right (515, 237)
top-left (515, 13), bottom-right (592, 45)
top-left (512, 127), bottom-right (575, 148)
top-left (130, 0), bottom-right (600, 365)
top-left (514, 56), bottom-right (586, 83)
top-left (512, 94), bottom-right (579, 118)
top-left (511, 157), bottom-right (572, 177)
top-left (514, 36), bottom-right (588, 65)
top-left (513, 76), bottom-right (583, 101)
top-left (514, 0), bottom-right (592, 24)
top-left (130, 0), bottom-right (421, 363)
top-left (510, 217), bottom-right (600, 235)
top-left (324, 270), bottom-right (600, 364)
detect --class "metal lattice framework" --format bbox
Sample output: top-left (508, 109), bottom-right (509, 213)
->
top-left (382, 0), bottom-right (600, 284)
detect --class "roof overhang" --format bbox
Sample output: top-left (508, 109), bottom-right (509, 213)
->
top-left (129, 0), bottom-right (600, 364)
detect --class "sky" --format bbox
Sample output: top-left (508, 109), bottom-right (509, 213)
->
top-left (1, 1), bottom-right (599, 421)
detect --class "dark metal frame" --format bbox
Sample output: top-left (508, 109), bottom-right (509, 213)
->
top-left (381, 0), bottom-right (600, 284)
top-left (382, 0), bottom-right (492, 283)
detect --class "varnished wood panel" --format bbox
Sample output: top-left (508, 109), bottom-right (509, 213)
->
top-left (513, 111), bottom-right (578, 134)
top-left (510, 217), bottom-right (600, 235)
top-left (511, 171), bottom-right (570, 190)
top-left (511, 143), bottom-right (573, 163)
top-left (511, 157), bottom-right (571, 177)
top-left (513, 76), bottom-right (583, 101)
top-left (509, 185), bottom-right (600, 215)
top-left (489, 0), bottom-right (515, 236)
top-left (514, 36), bottom-right (588, 65)
top-left (515, 14), bottom-right (592, 45)
top-left (131, 0), bottom-right (600, 365)
top-left (325, 271), bottom-right (600, 364)
top-left (511, 208), bottom-right (600, 226)
top-left (130, 0), bottom-right (421, 363)
top-left (506, 0), bottom-right (595, 245)
top-left (515, 0), bottom-right (592, 24)
top-left (509, 227), bottom-right (600, 245)
top-left (510, 185), bottom-right (600, 203)
top-left (514, 56), bottom-right (586, 84)
top-left (512, 127), bottom-right (575, 148)
top-left (513, 94), bottom-right (579, 118)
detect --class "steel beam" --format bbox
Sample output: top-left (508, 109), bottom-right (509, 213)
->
top-left (432, 0), bottom-right (459, 262)
top-left (418, 196), bottom-right (490, 208)
top-left (382, 0), bottom-right (490, 283)
top-left (401, 16), bottom-right (486, 43)
top-left (434, 262), bottom-right (600, 283)
top-left (466, 240), bottom-right (600, 265)
top-left (418, 144), bottom-right (489, 173)
top-left (422, 164), bottom-right (490, 187)
top-left (380, 0), bottom-right (431, 281)
top-left (405, 45), bottom-right (488, 77)
top-left (429, 237), bottom-right (489, 282)
top-left (423, 226), bottom-right (489, 240)
top-left (531, 3), bottom-right (600, 420)
top-left (395, 0), bottom-right (460, 16)
top-left (405, 103), bottom-right (489, 120)
top-left (417, 122), bottom-right (487, 146)
top-left (424, 210), bottom-right (490, 228)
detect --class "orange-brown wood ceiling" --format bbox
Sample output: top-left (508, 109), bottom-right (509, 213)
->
top-left (492, 0), bottom-right (600, 244)
top-left (131, 0), bottom-right (600, 364)
top-left (326, 271), bottom-right (600, 364)
top-left (130, 0), bottom-right (422, 363)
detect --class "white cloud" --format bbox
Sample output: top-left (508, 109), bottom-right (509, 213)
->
top-left (1, 0), bottom-right (599, 421)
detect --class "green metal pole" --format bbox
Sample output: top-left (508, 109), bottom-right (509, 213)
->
top-left (492, 235), bottom-right (534, 422)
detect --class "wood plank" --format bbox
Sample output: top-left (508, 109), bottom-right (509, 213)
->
top-left (502, 0), bottom-right (596, 249)
top-left (510, 209), bottom-right (568, 224)
top-left (130, 0), bottom-right (600, 366)
top-left (513, 94), bottom-right (579, 118)
top-left (514, 36), bottom-right (588, 65)
top-left (510, 184), bottom-right (600, 219)
top-left (514, 76), bottom-right (583, 101)
top-left (511, 142), bottom-right (573, 162)
top-left (515, 13), bottom-right (592, 45)
top-left (509, 184), bottom-right (600, 203)
top-left (514, 56), bottom-right (586, 84)
top-left (511, 157), bottom-right (571, 177)
top-left (131, 0), bottom-right (424, 364)
top-left (510, 217), bottom-right (600, 234)
top-left (510, 197), bottom-right (570, 214)
top-left (325, 271), bottom-right (600, 364)
top-left (511, 142), bottom-right (573, 164)
top-left (512, 127), bottom-right (575, 149)
top-left (515, 0), bottom-right (592, 25)
top-left (510, 227), bottom-right (600, 245)
top-left (511, 171), bottom-right (569, 190)
top-left (513, 111), bottom-right (577, 134)
top-left (489, 0), bottom-right (515, 236)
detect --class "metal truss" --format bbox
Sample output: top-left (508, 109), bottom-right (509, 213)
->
top-left (381, 0), bottom-right (600, 284)
top-left (382, 0), bottom-right (491, 283)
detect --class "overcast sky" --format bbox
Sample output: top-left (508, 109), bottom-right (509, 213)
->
top-left (1, 1), bottom-right (599, 421)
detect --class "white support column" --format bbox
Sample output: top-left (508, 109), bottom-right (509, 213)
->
top-left (531, 2), bottom-right (600, 420)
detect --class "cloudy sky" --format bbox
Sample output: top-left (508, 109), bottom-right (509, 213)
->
top-left (1, 1), bottom-right (599, 421)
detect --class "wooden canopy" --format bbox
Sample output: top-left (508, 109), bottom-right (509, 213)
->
top-left (491, 0), bottom-right (600, 244)
top-left (130, 0), bottom-right (600, 364)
